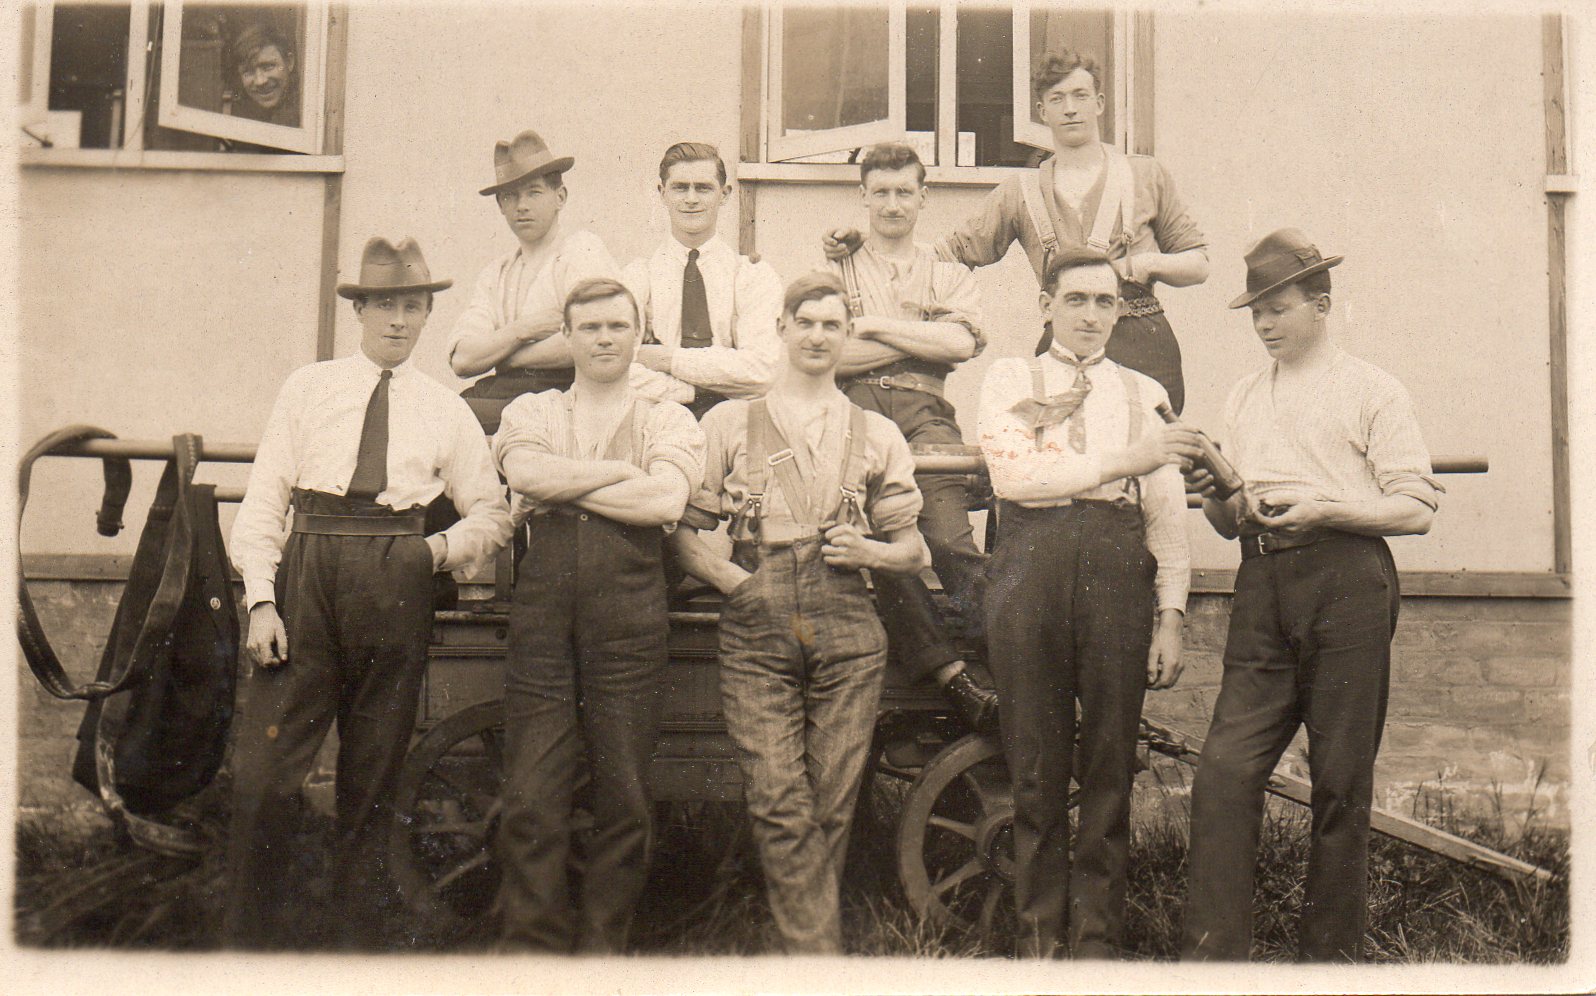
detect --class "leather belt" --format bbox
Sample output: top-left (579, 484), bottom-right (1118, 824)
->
top-left (844, 371), bottom-right (946, 397)
top-left (292, 511), bottom-right (424, 536)
top-left (1122, 295), bottom-right (1163, 318)
top-left (1239, 529), bottom-right (1332, 560)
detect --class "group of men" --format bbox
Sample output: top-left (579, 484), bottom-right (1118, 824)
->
top-left (222, 48), bottom-right (1439, 963)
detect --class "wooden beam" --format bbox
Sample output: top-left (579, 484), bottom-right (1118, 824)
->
top-left (1543, 14), bottom-right (1571, 575)
top-left (316, 3), bottom-right (350, 362)
top-left (738, 5), bottom-right (763, 258)
top-left (1131, 12), bottom-right (1155, 156)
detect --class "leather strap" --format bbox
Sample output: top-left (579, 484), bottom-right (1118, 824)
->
top-left (843, 371), bottom-right (946, 398)
top-left (840, 253), bottom-right (866, 319)
top-left (1239, 528), bottom-right (1333, 560)
top-left (1087, 145), bottom-right (1136, 253)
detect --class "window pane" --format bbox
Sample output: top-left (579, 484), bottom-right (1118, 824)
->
top-left (905, 4), bottom-right (938, 164)
top-left (47, 3), bottom-right (132, 149)
top-left (779, 4), bottom-right (890, 137)
top-left (1027, 8), bottom-right (1114, 139)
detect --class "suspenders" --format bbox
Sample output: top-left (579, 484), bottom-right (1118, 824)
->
top-left (840, 248), bottom-right (935, 321)
top-left (732, 399), bottom-right (870, 543)
top-left (1021, 145), bottom-right (1138, 267)
top-left (1023, 356), bottom-right (1145, 504)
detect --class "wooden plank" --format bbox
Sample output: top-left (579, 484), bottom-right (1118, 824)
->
top-left (1190, 568), bottom-right (1571, 600)
top-left (738, 5), bottom-right (763, 257)
top-left (739, 183), bottom-right (758, 259)
top-left (1543, 14), bottom-right (1571, 576)
top-left (316, 2), bottom-right (351, 362)
top-left (1131, 11), bottom-right (1155, 156)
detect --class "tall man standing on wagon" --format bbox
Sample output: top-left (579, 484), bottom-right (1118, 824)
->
top-left (672, 272), bottom-right (930, 953)
top-left (977, 248), bottom-right (1199, 959)
top-left (825, 50), bottom-right (1208, 412)
top-left (450, 129), bottom-right (620, 428)
top-left (491, 277), bottom-right (704, 952)
top-left (624, 142), bottom-right (783, 418)
top-left (226, 237), bottom-right (513, 949)
top-left (824, 141), bottom-right (998, 732)
top-left (1180, 230), bottom-right (1440, 962)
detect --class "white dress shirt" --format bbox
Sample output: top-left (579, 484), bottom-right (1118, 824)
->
top-left (977, 348), bottom-right (1190, 612)
top-left (622, 235), bottom-right (782, 404)
top-left (231, 353), bottom-right (514, 607)
top-left (447, 225), bottom-right (619, 363)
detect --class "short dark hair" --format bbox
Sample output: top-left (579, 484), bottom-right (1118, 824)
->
top-left (1042, 248), bottom-right (1118, 296)
top-left (1032, 50), bottom-right (1101, 102)
top-left (782, 272), bottom-right (849, 319)
top-left (859, 142), bottom-right (926, 186)
top-left (231, 22), bottom-right (294, 73)
top-left (563, 277), bottom-right (639, 329)
top-left (658, 142), bottom-right (727, 187)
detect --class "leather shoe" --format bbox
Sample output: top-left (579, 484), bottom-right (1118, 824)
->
top-left (944, 670), bottom-right (1000, 733)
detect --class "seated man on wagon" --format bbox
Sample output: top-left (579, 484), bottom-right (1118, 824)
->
top-left (490, 277), bottom-right (704, 952)
top-left (672, 271), bottom-right (930, 954)
top-left (450, 129), bottom-right (621, 428)
top-left (624, 141), bottom-right (783, 419)
top-left (226, 237), bottom-right (512, 949)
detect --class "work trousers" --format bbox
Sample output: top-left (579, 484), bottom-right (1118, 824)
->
top-left (1182, 533), bottom-right (1400, 962)
top-left (223, 490), bottom-right (435, 950)
top-left (985, 501), bottom-right (1155, 959)
top-left (719, 538), bottom-right (888, 953)
top-left (842, 379), bottom-right (987, 681)
top-left (497, 511), bottom-right (667, 953)
top-left (1036, 285), bottom-right (1185, 413)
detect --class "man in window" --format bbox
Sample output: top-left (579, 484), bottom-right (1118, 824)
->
top-left (1181, 230), bottom-right (1440, 963)
top-left (826, 50), bottom-right (1208, 413)
top-left (672, 273), bottom-right (929, 953)
top-left (491, 278), bottom-right (704, 952)
top-left (229, 22), bottom-right (299, 127)
top-left (225, 237), bottom-right (512, 949)
top-left (623, 142), bottom-right (783, 420)
top-left (822, 141), bottom-right (998, 733)
top-left (451, 129), bottom-right (620, 430)
top-left (976, 248), bottom-right (1198, 959)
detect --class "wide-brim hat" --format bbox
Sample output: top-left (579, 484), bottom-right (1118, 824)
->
top-left (335, 237), bottom-right (454, 299)
top-left (1228, 228), bottom-right (1343, 309)
top-left (478, 128), bottom-right (575, 196)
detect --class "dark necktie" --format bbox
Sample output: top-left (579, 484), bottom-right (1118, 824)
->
top-left (347, 370), bottom-right (392, 501)
top-left (1008, 346), bottom-right (1104, 453)
top-left (680, 248), bottom-right (712, 349)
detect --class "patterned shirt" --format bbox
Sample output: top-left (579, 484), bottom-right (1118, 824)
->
top-left (827, 242), bottom-right (986, 357)
top-left (977, 348), bottom-right (1190, 612)
top-left (231, 353), bottom-right (514, 607)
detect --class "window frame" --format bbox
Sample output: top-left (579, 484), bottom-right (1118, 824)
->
top-left (20, 0), bottom-right (344, 172)
top-left (765, 0), bottom-right (907, 162)
top-left (744, 0), bottom-right (1140, 185)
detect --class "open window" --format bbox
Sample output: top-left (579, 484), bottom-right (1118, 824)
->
top-left (20, 0), bottom-right (335, 164)
top-left (767, 1), bottom-right (906, 162)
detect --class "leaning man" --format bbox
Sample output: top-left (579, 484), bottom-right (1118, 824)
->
top-left (977, 248), bottom-right (1199, 959)
top-left (672, 272), bottom-right (930, 953)
top-left (226, 238), bottom-right (512, 949)
top-left (491, 277), bottom-right (704, 952)
top-left (1181, 229), bottom-right (1441, 962)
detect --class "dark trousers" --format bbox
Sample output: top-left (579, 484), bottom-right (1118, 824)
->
top-left (223, 491), bottom-right (435, 950)
top-left (985, 501), bottom-right (1155, 958)
top-left (719, 538), bottom-right (888, 953)
top-left (1182, 533), bottom-right (1400, 962)
top-left (842, 380), bottom-right (987, 681)
top-left (497, 511), bottom-right (667, 953)
top-left (1037, 291), bottom-right (1185, 413)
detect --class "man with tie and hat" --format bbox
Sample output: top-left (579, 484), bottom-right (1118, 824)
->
top-left (226, 237), bottom-right (513, 949)
top-left (451, 129), bottom-right (620, 428)
top-left (1181, 229), bottom-right (1440, 962)
top-left (976, 247), bottom-right (1201, 959)
top-left (624, 142), bottom-right (783, 419)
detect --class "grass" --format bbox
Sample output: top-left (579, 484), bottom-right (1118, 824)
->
top-left (14, 765), bottom-right (1569, 961)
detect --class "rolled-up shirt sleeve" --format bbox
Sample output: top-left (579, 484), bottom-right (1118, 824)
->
top-left (862, 412), bottom-right (923, 535)
top-left (644, 400), bottom-right (707, 496)
top-left (928, 261), bottom-right (986, 356)
top-left (436, 399), bottom-right (513, 573)
top-left (1365, 379), bottom-right (1443, 509)
top-left (231, 371), bottom-right (304, 608)
top-left (669, 258), bottom-right (783, 399)
top-left (683, 402), bottom-right (737, 530)
top-left (492, 392), bottom-right (559, 523)
top-left (977, 358), bottom-right (1104, 505)
top-left (1147, 160), bottom-right (1207, 256)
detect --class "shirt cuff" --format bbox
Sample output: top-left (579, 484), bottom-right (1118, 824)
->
top-left (681, 502), bottom-right (722, 531)
top-left (244, 576), bottom-right (276, 610)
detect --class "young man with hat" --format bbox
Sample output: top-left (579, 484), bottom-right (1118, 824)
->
top-left (450, 129), bottom-right (620, 425)
top-left (976, 247), bottom-right (1200, 959)
top-left (1180, 229), bottom-right (1440, 962)
top-left (623, 142), bottom-right (783, 419)
top-left (226, 237), bottom-right (513, 949)
top-left (672, 272), bottom-right (929, 953)
top-left (825, 50), bottom-right (1207, 412)
top-left (825, 141), bottom-right (996, 732)
top-left (491, 277), bottom-right (704, 953)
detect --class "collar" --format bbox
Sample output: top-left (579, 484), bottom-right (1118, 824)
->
top-left (662, 234), bottom-right (731, 266)
top-left (350, 350), bottom-right (414, 381)
top-left (513, 223), bottom-right (565, 264)
top-left (568, 378), bottom-right (634, 410)
top-left (1046, 342), bottom-right (1107, 367)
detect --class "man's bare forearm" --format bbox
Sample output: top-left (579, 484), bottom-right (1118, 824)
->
top-left (504, 452), bottom-right (639, 503)
top-left (670, 527), bottom-right (749, 594)
top-left (452, 312), bottom-right (564, 376)
top-left (863, 317), bottom-right (977, 365)
top-left (572, 469), bottom-right (690, 527)
top-left (837, 338), bottom-right (909, 377)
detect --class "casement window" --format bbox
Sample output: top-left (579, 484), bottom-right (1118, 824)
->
top-left (20, 0), bottom-right (341, 170)
top-left (750, 2), bottom-right (1139, 181)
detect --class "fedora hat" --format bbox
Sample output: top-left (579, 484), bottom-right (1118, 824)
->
top-left (478, 128), bottom-right (575, 196)
top-left (335, 237), bottom-right (453, 300)
top-left (1228, 228), bottom-right (1343, 309)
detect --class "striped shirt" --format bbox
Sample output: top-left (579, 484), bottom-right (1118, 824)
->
top-left (977, 349), bottom-right (1190, 612)
top-left (827, 242), bottom-right (987, 356)
top-left (1221, 347), bottom-right (1441, 510)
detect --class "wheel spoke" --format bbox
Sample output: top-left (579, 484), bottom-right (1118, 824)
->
top-left (978, 880), bottom-right (1005, 934)
top-left (432, 848), bottom-right (492, 892)
top-left (927, 814), bottom-right (976, 841)
top-left (478, 729), bottom-right (505, 773)
top-left (930, 857), bottom-right (984, 898)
